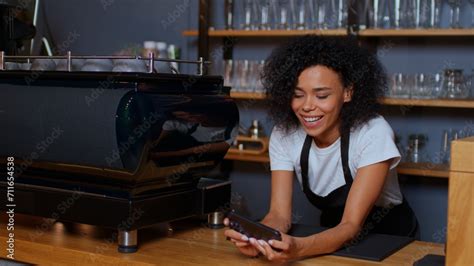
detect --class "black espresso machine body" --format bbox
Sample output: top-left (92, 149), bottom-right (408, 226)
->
top-left (0, 62), bottom-right (238, 252)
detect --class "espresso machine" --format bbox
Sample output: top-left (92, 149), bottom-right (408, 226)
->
top-left (0, 53), bottom-right (239, 253)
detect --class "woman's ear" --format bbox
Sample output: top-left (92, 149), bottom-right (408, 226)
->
top-left (343, 86), bottom-right (353, 103)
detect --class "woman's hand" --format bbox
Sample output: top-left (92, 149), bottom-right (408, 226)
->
top-left (248, 232), bottom-right (305, 263)
top-left (223, 218), bottom-right (260, 257)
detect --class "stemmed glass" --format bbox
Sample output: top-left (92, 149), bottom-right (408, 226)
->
top-left (434, 0), bottom-right (443, 28)
top-left (447, 0), bottom-right (462, 28)
top-left (278, 0), bottom-right (292, 29)
top-left (469, 0), bottom-right (474, 27)
top-left (308, 0), bottom-right (317, 29)
top-left (259, 0), bottom-right (271, 30)
top-left (242, 0), bottom-right (253, 30)
top-left (399, 0), bottom-right (417, 28)
top-left (291, 0), bottom-right (308, 30)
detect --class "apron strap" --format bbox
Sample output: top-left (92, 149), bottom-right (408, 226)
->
top-left (340, 128), bottom-right (353, 184)
top-left (300, 135), bottom-right (313, 190)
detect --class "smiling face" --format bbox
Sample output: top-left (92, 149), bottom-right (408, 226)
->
top-left (291, 65), bottom-right (352, 148)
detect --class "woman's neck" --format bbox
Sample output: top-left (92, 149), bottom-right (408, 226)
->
top-left (313, 126), bottom-right (341, 148)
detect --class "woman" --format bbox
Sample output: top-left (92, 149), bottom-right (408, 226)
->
top-left (224, 35), bottom-right (418, 262)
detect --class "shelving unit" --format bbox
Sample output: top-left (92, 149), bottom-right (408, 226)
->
top-left (189, 2), bottom-right (472, 182)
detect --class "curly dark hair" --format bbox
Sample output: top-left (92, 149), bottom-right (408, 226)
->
top-left (262, 35), bottom-right (387, 134)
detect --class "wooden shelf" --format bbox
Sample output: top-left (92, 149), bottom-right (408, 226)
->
top-left (224, 152), bottom-right (270, 163)
top-left (359, 28), bottom-right (474, 37)
top-left (382, 98), bottom-right (474, 108)
top-left (183, 29), bottom-right (347, 37)
top-left (397, 162), bottom-right (450, 178)
top-left (224, 152), bottom-right (449, 178)
top-left (229, 92), bottom-right (474, 108)
top-left (230, 91), bottom-right (266, 99)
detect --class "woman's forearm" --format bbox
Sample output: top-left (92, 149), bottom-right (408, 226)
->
top-left (261, 211), bottom-right (292, 233)
top-left (298, 222), bottom-right (360, 258)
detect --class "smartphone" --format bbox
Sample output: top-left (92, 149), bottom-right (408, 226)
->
top-left (227, 210), bottom-right (282, 242)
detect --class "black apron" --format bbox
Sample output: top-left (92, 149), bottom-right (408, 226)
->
top-left (299, 130), bottom-right (418, 237)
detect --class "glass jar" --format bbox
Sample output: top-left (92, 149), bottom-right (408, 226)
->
top-left (441, 69), bottom-right (469, 99)
top-left (248, 120), bottom-right (265, 139)
top-left (407, 134), bottom-right (428, 163)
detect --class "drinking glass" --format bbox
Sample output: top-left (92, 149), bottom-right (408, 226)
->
top-left (447, 0), bottom-right (462, 28)
top-left (375, 0), bottom-right (395, 28)
top-left (439, 128), bottom-right (472, 164)
top-left (325, 0), bottom-right (339, 29)
top-left (223, 60), bottom-right (233, 88)
top-left (441, 69), bottom-right (469, 98)
top-left (237, 60), bottom-right (251, 92)
top-left (248, 61), bottom-right (260, 91)
top-left (418, 0), bottom-right (433, 28)
top-left (242, 0), bottom-right (253, 30)
top-left (318, 0), bottom-right (328, 29)
top-left (269, 0), bottom-right (280, 29)
top-left (412, 73), bottom-right (433, 99)
top-left (291, 0), bottom-right (308, 30)
top-left (259, 0), bottom-right (271, 30)
top-left (399, 0), bottom-right (417, 28)
top-left (465, 69), bottom-right (473, 98)
top-left (407, 134), bottom-right (428, 163)
top-left (469, 68), bottom-right (474, 98)
top-left (308, 0), bottom-right (319, 29)
top-left (431, 73), bottom-right (443, 98)
top-left (390, 73), bottom-right (411, 98)
top-left (225, 0), bottom-right (234, 29)
top-left (469, 0), bottom-right (474, 27)
top-left (231, 60), bottom-right (241, 91)
top-left (277, 0), bottom-right (292, 29)
top-left (337, 0), bottom-right (348, 28)
top-left (433, 0), bottom-right (443, 28)
top-left (314, 0), bottom-right (332, 29)
top-left (441, 129), bottom-right (451, 164)
top-left (254, 60), bottom-right (266, 93)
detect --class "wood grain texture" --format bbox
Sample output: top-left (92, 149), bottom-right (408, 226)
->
top-left (381, 98), bottom-right (474, 109)
top-left (396, 162), bottom-right (449, 178)
top-left (218, 91), bottom-right (474, 109)
top-left (450, 137), bottom-right (474, 173)
top-left (0, 213), bottom-right (443, 265)
top-left (359, 29), bottom-right (474, 37)
top-left (447, 137), bottom-right (474, 265)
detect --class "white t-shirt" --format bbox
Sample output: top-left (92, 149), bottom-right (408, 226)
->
top-left (269, 116), bottom-right (403, 207)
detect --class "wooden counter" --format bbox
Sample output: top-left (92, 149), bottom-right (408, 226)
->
top-left (0, 213), bottom-right (443, 265)
top-left (447, 136), bottom-right (474, 265)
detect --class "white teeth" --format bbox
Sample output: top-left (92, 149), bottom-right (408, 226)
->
top-left (303, 116), bottom-right (322, 122)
